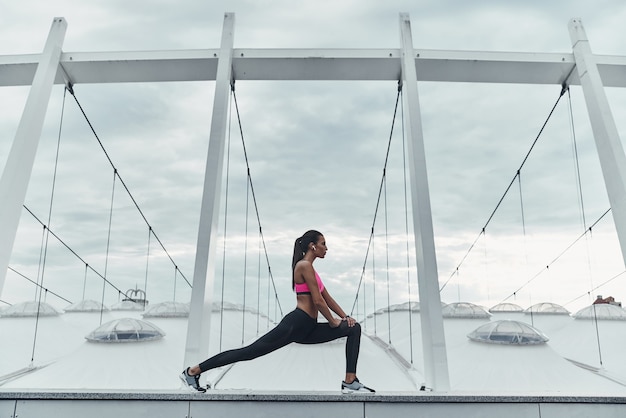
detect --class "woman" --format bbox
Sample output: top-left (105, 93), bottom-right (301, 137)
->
top-left (180, 230), bottom-right (374, 393)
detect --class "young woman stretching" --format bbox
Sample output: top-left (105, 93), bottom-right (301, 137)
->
top-left (180, 230), bottom-right (374, 393)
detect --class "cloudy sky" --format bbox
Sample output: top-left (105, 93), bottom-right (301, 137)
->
top-left (2, 0), bottom-right (626, 321)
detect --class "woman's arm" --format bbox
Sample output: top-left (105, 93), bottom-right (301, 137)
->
top-left (323, 288), bottom-right (357, 327)
top-left (322, 289), bottom-right (346, 318)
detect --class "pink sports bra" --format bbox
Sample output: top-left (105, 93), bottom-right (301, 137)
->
top-left (294, 271), bottom-right (325, 294)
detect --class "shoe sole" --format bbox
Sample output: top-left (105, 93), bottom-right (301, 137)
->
top-left (341, 387), bottom-right (375, 394)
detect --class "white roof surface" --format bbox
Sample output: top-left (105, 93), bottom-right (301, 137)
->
top-left (1, 300), bottom-right (626, 394)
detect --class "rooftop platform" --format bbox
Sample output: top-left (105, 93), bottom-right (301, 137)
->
top-left (2, 391), bottom-right (626, 418)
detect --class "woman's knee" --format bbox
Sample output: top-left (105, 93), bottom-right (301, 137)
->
top-left (349, 321), bottom-right (361, 335)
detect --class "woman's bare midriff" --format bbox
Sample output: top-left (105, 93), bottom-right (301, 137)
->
top-left (296, 294), bottom-right (318, 319)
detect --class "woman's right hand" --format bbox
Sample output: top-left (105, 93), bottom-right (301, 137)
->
top-left (329, 318), bottom-right (342, 328)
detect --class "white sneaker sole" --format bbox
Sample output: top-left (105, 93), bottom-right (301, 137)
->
top-left (341, 387), bottom-right (375, 394)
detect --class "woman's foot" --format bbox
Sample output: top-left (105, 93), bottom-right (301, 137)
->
top-left (180, 367), bottom-right (207, 392)
top-left (341, 377), bottom-right (375, 393)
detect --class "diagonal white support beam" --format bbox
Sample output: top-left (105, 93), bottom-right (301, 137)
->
top-left (569, 19), bottom-right (626, 269)
top-left (0, 18), bottom-right (67, 299)
top-left (184, 13), bottom-right (235, 370)
top-left (399, 13), bottom-right (450, 391)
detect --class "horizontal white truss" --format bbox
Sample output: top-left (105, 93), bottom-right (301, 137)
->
top-left (2, 49), bottom-right (626, 85)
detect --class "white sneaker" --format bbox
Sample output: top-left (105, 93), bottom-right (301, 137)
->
top-left (341, 378), bottom-right (375, 393)
top-left (179, 368), bottom-right (208, 392)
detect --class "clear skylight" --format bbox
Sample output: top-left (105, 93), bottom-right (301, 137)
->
top-left (0, 301), bottom-right (60, 317)
top-left (142, 301), bottom-right (189, 318)
top-left (489, 302), bottom-right (523, 313)
top-left (85, 318), bottom-right (165, 343)
top-left (525, 302), bottom-right (570, 315)
top-left (467, 320), bottom-right (549, 345)
top-left (442, 302), bottom-right (491, 318)
top-left (573, 304), bottom-right (626, 320)
top-left (65, 299), bottom-right (109, 313)
top-left (387, 301), bottom-right (420, 312)
top-left (110, 300), bottom-right (145, 311)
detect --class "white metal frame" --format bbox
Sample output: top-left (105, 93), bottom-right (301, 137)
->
top-left (1, 13), bottom-right (625, 391)
top-left (398, 13), bottom-right (449, 390)
top-left (184, 13), bottom-right (235, 368)
top-left (568, 20), bottom-right (626, 265)
top-left (0, 17), bottom-right (67, 312)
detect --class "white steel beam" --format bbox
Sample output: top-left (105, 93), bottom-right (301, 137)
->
top-left (183, 13), bottom-right (235, 372)
top-left (399, 13), bottom-right (450, 391)
top-left (3, 48), bottom-right (626, 86)
top-left (569, 19), bottom-right (626, 269)
top-left (0, 18), bottom-right (67, 299)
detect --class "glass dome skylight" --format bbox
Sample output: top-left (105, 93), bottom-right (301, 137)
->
top-left (85, 318), bottom-right (165, 343)
top-left (525, 302), bottom-right (569, 315)
top-left (212, 301), bottom-right (244, 311)
top-left (111, 300), bottom-right (145, 311)
top-left (573, 304), bottom-right (626, 320)
top-left (442, 302), bottom-right (491, 318)
top-left (65, 299), bottom-right (109, 313)
top-left (387, 301), bottom-right (420, 312)
top-left (489, 302), bottom-right (523, 313)
top-left (0, 301), bottom-right (60, 317)
top-left (142, 301), bottom-right (189, 318)
top-left (366, 302), bottom-right (426, 318)
top-left (467, 320), bottom-right (549, 345)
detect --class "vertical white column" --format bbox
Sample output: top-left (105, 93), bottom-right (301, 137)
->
top-left (398, 13), bottom-right (450, 391)
top-left (568, 19), bottom-right (626, 268)
top-left (0, 18), bottom-right (67, 299)
top-left (184, 13), bottom-right (235, 368)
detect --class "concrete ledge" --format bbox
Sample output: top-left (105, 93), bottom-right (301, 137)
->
top-left (4, 391), bottom-right (626, 418)
top-left (2, 390), bottom-right (626, 403)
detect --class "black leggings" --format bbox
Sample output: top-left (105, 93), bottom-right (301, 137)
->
top-left (198, 308), bottom-right (361, 373)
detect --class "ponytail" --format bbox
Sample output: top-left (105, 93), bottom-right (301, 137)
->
top-left (291, 230), bottom-right (322, 289)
